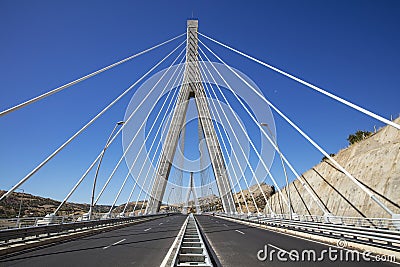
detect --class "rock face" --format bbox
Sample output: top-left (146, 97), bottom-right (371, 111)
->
top-left (234, 183), bottom-right (275, 213)
top-left (195, 183), bottom-right (275, 213)
top-left (269, 118), bottom-right (400, 218)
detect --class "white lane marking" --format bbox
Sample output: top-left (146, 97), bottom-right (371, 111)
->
top-left (160, 217), bottom-right (189, 267)
top-left (159, 222), bottom-right (163, 225)
top-left (216, 216), bottom-right (400, 265)
top-left (235, 230), bottom-right (245, 235)
top-left (103, 238), bottom-right (126, 249)
top-left (144, 228), bottom-right (152, 232)
top-left (223, 224), bottom-right (228, 227)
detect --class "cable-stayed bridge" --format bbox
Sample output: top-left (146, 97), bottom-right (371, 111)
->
top-left (0, 20), bottom-right (399, 266)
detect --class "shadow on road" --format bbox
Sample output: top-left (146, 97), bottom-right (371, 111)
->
top-left (0, 234), bottom-right (178, 263)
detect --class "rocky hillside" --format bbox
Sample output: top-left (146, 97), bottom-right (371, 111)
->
top-left (0, 190), bottom-right (112, 218)
top-left (0, 189), bottom-right (160, 219)
top-left (268, 117), bottom-right (400, 218)
top-left (112, 201), bottom-right (148, 215)
top-left (190, 182), bottom-right (276, 213)
top-left (0, 183), bottom-right (276, 217)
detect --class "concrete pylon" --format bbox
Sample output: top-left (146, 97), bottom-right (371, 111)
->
top-left (182, 172), bottom-right (201, 214)
top-left (146, 20), bottom-right (235, 214)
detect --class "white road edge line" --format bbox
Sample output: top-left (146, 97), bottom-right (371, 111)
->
top-left (144, 228), bottom-right (152, 232)
top-left (235, 230), bottom-right (245, 235)
top-left (160, 216), bottom-right (189, 267)
top-left (103, 238), bottom-right (126, 249)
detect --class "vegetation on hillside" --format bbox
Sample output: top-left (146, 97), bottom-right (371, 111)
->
top-left (347, 130), bottom-right (372, 145)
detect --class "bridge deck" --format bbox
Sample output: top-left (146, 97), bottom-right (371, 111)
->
top-left (1, 214), bottom-right (398, 266)
top-left (195, 215), bottom-right (397, 267)
top-left (0, 215), bottom-right (186, 266)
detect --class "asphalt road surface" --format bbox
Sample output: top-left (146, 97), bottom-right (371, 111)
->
top-left (195, 215), bottom-right (398, 267)
top-left (0, 214), bottom-right (187, 267)
top-left (2, 214), bottom-right (398, 267)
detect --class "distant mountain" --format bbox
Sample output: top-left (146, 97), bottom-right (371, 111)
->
top-left (0, 183), bottom-right (275, 218)
top-left (186, 182), bottom-right (276, 213)
top-left (0, 189), bottom-right (156, 219)
top-left (0, 190), bottom-right (110, 218)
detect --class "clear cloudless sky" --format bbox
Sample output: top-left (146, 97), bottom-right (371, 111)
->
top-left (1, 0), bottom-right (399, 206)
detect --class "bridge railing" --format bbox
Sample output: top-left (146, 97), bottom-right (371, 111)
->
top-left (217, 212), bottom-right (400, 252)
top-left (0, 213), bottom-right (174, 246)
top-left (0, 211), bottom-right (173, 230)
top-left (231, 213), bottom-right (400, 231)
top-left (0, 215), bottom-right (81, 230)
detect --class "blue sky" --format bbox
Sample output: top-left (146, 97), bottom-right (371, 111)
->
top-left (1, 1), bottom-right (399, 207)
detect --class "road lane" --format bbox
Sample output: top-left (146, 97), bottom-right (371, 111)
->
top-left (102, 238), bottom-right (126, 250)
top-left (1, 214), bottom-right (187, 267)
top-left (195, 215), bottom-right (398, 267)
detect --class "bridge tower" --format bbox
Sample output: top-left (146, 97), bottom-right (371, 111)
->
top-left (146, 20), bottom-right (235, 214)
top-left (182, 172), bottom-right (201, 214)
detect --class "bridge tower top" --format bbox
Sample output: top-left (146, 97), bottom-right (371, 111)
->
top-left (185, 19), bottom-right (199, 67)
top-left (185, 19), bottom-right (200, 97)
top-left (187, 19), bottom-right (198, 28)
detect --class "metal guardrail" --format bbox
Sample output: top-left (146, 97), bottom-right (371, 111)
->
top-left (0, 213), bottom-right (174, 245)
top-left (217, 213), bottom-right (400, 231)
top-left (267, 213), bottom-right (400, 231)
top-left (0, 211), bottom-right (160, 230)
top-left (218, 213), bottom-right (400, 252)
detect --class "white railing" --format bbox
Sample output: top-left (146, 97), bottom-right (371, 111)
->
top-left (0, 210), bottom-right (174, 230)
top-left (218, 212), bottom-right (400, 231)
top-left (215, 212), bottom-right (400, 252)
top-left (0, 212), bottom-right (177, 249)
